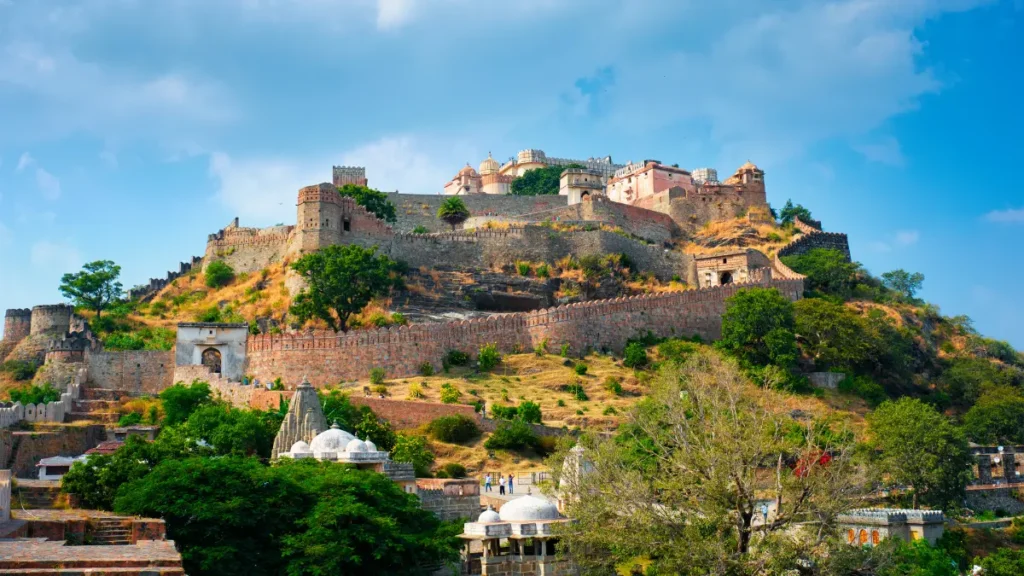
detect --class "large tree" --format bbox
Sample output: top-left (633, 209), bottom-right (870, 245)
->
top-left (59, 260), bottom-right (123, 318)
top-left (436, 196), bottom-right (470, 231)
top-left (552, 351), bottom-right (862, 574)
top-left (881, 269), bottom-right (925, 300)
top-left (794, 298), bottom-right (869, 371)
top-left (337, 184), bottom-right (397, 223)
top-left (778, 199), bottom-right (813, 226)
top-left (509, 164), bottom-right (582, 196)
top-left (717, 287), bottom-right (798, 370)
top-left (868, 398), bottom-right (972, 509)
top-left (289, 244), bottom-right (402, 332)
top-left (781, 248), bottom-right (862, 298)
top-left (962, 387), bottom-right (1024, 445)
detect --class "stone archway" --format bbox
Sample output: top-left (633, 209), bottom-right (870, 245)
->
top-left (859, 529), bottom-right (868, 545)
top-left (202, 348), bottom-right (222, 375)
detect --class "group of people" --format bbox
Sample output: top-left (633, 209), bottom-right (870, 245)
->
top-left (483, 472), bottom-right (515, 495)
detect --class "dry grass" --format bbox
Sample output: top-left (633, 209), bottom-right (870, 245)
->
top-left (684, 217), bottom-right (796, 257)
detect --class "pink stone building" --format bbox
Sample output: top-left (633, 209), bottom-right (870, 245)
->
top-left (605, 161), bottom-right (696, 205)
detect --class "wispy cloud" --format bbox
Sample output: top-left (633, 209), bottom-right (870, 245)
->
top-left (30, 239), bottom-right (81, 274)
top-left (869, 229), bottom-right (920, 252)
top-left (35, 169), bottom-right (61, 201)
top-left (16, 152), bottom-right (33, 172)
top-left (854, 137), bottom-right (906, 167)
top-left (985, 208), bottom-right (1024, 223)
top-left (895, 230), bottom-right (920, 246)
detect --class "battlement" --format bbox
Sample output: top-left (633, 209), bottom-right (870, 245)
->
top-left (5, 309), bottom-right (30, 318)
top-left (298, 182), bottom-right (344, 205)
top-left (29, 304), bottom-right (73, 336)
top-left (332, 166), bottom-right (368, 188)
top-left (129, 255), bottom-right (204, 302)
top-left (777, 217), bottom-right (851, 262)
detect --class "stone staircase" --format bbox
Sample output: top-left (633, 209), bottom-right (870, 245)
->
top-left (69, 399), bottom-right (120, 425)
top-left (90, 518), bottom-right (133, 545)
top-left (12, 482), bottom-right (62, 509)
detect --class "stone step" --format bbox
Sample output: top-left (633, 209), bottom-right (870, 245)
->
top-left (74, 399), bottom-right (118, 411)
top-left (80, 388), bottom-right (126, 401)
top-left (68, 412), bottom-right (119, 424)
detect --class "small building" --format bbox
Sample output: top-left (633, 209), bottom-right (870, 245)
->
top-left (175, 322), bottom-right (248, 380)
top-left (838, 509), bottom-right (945, 547)
top-left (694, 249), bottom-right (773, 288)
top-left (970, 444), bottom-right (1024, 487)
top-left (85, 441), bottom-right (125, 456)
top-left (36, 456), bottom-right (86, 481)
top-left (559, 168), bottom-right (605, 205)
top-left (112, 426), bottom-right (159, 442)
top-left (459, 496), bottom-right (575, 575)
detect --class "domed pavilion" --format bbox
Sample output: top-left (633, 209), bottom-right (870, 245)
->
top-left (458, 495), bottom-right (574, 575)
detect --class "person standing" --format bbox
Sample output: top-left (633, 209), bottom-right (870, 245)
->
top-left (508, 473), bottom-right (514, 494)
top-left (484, 473), bottom-right (492, 493)
top-left (499, 474), bottom-right (506, 495)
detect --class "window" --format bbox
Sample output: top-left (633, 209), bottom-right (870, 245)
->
top-left (343, 220), bottom-right (351, 232)
top-left (722, 258), bottom-right (727, 264)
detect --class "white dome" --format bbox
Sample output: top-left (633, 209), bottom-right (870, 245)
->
top-left (309, 424), bottom-right (357, 454)
top-left (364, 439), bottom-right (377, 452)
top-left (346, 438), bottom-right (368, 453)
top-left (498, 496), bottom-right (560, 522)
top-left (290, 441), bottom-right (312, 454)
top-left (478, 506), bottom-right (501, 523)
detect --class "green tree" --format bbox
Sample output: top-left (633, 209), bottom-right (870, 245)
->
top-left (962, 387), bottom-right (1024, 444)
top-left (517, 400), bottom-right (542, 424)
top-left (290, 244), bottom-right (402, 332)
top-left (390, 434), bottom-right (435, 477)
top-left (794, 298), bottom-right (869, 371)
top-left (868, 398), bottom-right (972, 509)
top-left (337, 184), bottom-right (397, 223)
top-left (938, 356), bottom-right (1015, 408)
top-left (279, 460), bottom-right (460, 576)
top-left (61, 435), bottom-right (165, 510)
top-left (976, 548), bottom-right (1024, 576)
top-left (436, 196), bottom-right (470, 231)
top-left (881, 269), bottom-right (925, 300)
top-left (179, 404), bottom-right (279, 459)
top-left (204, 261), bottom-right (236, 288)
top-left (8, 382), bottom-right (61, 404)
top-left (510, 164), bottom-right (581, 196)
top-left (58, 260), bottom-right (123, 318)
top-left (781, 248), bottom-right (861, 297)
top-left (717, 287), bottom-right (798, 369)
top-left (778, 199), bottom-right (813, 225)
top-left (159, 380), bottom-right (213, 425)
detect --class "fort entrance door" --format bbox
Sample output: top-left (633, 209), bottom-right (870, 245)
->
top-left (719, 271), bottom-right (734, 285)
top-left (202, 348), bottom-right (222, 374)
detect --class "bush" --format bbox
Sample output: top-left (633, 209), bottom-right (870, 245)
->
top-left (418, 362), bottom-right (434, 377)
top-left (444, 349), bottom-right (469, 367)
top-left (118, 412), bottom-right (143, 427)
top-left (564, 381), bottom-right (589, 401)
top-left (412, 225), bottom-right (429, 234)
top-left (204, 261), bottom-right (236, 288)
top-left (534, 339), bottom-right (548, 357)
top-left (478, 344), bottom-right (501, 371)
top-left (517, 400), bottom-right (542, 424)
top-left (838, 375), bottom-right (887, 407)
top-left (428, 415), bottom-right (481, 443)
top-left (390, 434), bottom-right (435, 477)
top-left (603, 406), bottom-right (617, 415)
top-left (573, 363), bottom-right (588, 376)
top-left (556, 399), bottom-right (566, 407)
top-left (8, 383), bottom-right (61, 405)
top-left (623, 342), bottom-right (649, 368)
top-left (657, 339), bottom-right (698, 365)
top-left (484, 419), bottom-right (539, 452)
top-left (1, 360), bottom-right (38, 381)
top-left (435, 383), bottom-right (458, 404)
top-left (516, 261), bottom-right (531, 276)
top-left (604, 376), bottom-right (623, 396)
top-left (159, 380), bottom-right (213, 425)
top-left (536, 264), bottom-right (550, 278)
top-left (560, 343), bottom-right (570, 358)
top-left (491, 404), bottom-right (518, 420)
top-left (196, 306), bottom-right (222, 323)
top-left (440, 463), bottom-right (467, 478)
top-left (372, 384), bottom-right (389, 397)
top-left (369, 368), bottom-right (386, 385)
top-left (406, 382), bottom-right (425, 400)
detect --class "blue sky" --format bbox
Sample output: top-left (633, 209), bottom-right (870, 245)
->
top-left (0, 0), bottom-right (1021, 348)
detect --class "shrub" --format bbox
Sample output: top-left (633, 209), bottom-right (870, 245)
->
top-left (439, 383), bottom-right (461, 404)
top-left (444, 349), bottom-right (470, 367)
top-left (556, 399), bottom-right (566, 407)
top-left (407, 382), bottom-right (425, 399)
top-left (603, 406), bottom-right (618, 415)
top-left (838, 375), bottom-right (887, 407)
top-left (441, 463), bottom-right (467, 478)
top-left (428, 415), bottom-right (481, 443)
top-left (573, 363), bottom-right (588, 376)
top-left (491, 404), bottom-right (518, 420)
top-left (534, 339), bottom-right (548, 356)
top-left (516, 261), bottom-right (531, 276)
top-left (478, 344), bottom-right (501, 371)
top-left (604, 376), bottom-right (623, 396)
top-left (418, 362), bottom-right (434, 377)
top-left (1, 360), bottom-right (38, 381)
top-left (517, 400), bottom-right (542, 424)
top-left (369, 368), bottom-right (386, 385)
top-left (118, 412), bottom-right (143, 427)
top-left (372, 384), bottom-right (389, 397)
top-left (657, 339), bottom-right (698, 365)
top-left (536, 264), bottom-right (550, 278)
top-left (195, 306), bottom-right (222, 323)
top-left (484, 419), bottom-right (539, 451)
top-left (412, 225), bottom-right (429, 234)
top-left (560, 343), bottom-right (570, 357)
top-left (390, 312), bottom-right (407, 326)
top-left (390, 434), bottom-right (435, 477)
top-left (8, 383), bottom-right (61, 405)
top-left (204, 261), bottom-right (236, 288)
top-left (158, 380), bottom-right (212, 425)
top-left (623, 342), bottom-right (649, 368)
top-left (564, 381), bottom-right (589, 401)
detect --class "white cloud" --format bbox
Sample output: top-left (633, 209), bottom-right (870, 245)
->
top-left (895, 230), bottom-right (920, 246)
top-left (854, 137), bottom-right (906, 167)
top-left (35, 168), bottom-right (61, 201)
top-left (210, 135), bottom-right (456, 223)
top-left (985, 208), bottom-right (1024, 223)
top-left (16, 152), bottom-right (33, 172)
top-left (30, 239), bottom-right (81, 274)
top-left (377, 0), bottom-right (417, 30)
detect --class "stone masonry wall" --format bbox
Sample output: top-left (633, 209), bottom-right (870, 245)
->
top-left (778, 218), bottom-right (851, 262)
top-left (0, 425), bottom-right (106, 478)
top-left (86, 351), bottom-right (174, 395)
top-left (3, 309), bottom-right (31, 344)
top-left (204, 225), bottom-right (293, 275)
top-left (347, 396), bottom-right (479, 429)
top-left (386, 193), bottom-right (569, 233)
top-left (416, 479), bottom-right (481, 521)
top-left (246, 276), bottom-right (803, 386)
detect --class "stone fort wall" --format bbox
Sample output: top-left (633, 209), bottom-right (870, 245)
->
top-left (2, 309), bottom-right (31, 344)
top-left (778, 217), bottom-right (851, 262)
top-left (246, 275), bottom-right (803, 386)
top-left (386, 193), bottom-right (569, 233)
top-left (86, 350), bottom-right (175, 395)
top-left (204, 221), bottom-right (294, 274)
top-left (29, 305), bottom-right (73, 336)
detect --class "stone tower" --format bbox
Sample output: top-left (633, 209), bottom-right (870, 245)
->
top-left (271, 377), bottom-right (329, 458)
top-left (3, 309), bottom-right (31, 344)
top-left (294, 183), bottom-right (345, 253)
top-left (30, 305), bottom-right (73, 336)
top-left (332, 166), bottom-right (367, 188)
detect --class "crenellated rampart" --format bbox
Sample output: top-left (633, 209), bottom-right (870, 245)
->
top-left (128, 256), bottom-right (204, 301)
top-left (777, 217), bottom-right (851, 262)
top-left (246, 276), bottom-right (803, 386)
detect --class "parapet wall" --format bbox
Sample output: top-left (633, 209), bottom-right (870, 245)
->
top-left (348, 396), bottom-right (479, 429)
top-left (29, 305), bottom-right (73, 336)
top-left (129, 256), bottom-right (203, 301)
top-left (778, 218), bottom-right (851, 262)
top-left (387, 193), bottom-right (569, 234)
top-left (246, 276), bottom-right (803, 386)
top-left (86, 350), bottom-right (174, 395)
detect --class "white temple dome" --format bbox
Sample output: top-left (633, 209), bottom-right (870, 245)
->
top-left (364, 439), bottom-right (377, 452)
top-left (478, 506), bottom-right (501, 523)
top-left (289, 440), bottom-right (312, 454)
top-left (346, 438), bottom-right (368, 453)
top-left (498, 496), bottom-right (560, 522)
top-left (309, 423), bottom-right (357, 454)
top-left (479, 153), bottom-right (500, 175)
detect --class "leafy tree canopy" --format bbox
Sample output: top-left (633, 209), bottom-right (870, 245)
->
top-left (881, 269), bottom-right (925, 300)
top-left (509, 164), bottom-right (582, 196)
top-left (868, 397), bottom-right (972, 509)
top-left (778, 199), bottom-right (813, 226)
top-left (390, 433), bottom-right (435, 477)
top-left (436, 196), bottom-right (470, 231)
top-left (59, 260), bottom-right (123, 318)
top-left (781, 248), bottom-right (862, 298)
top-left (159, 380), bottom-right (213, 425)
top-left (962, 386), bottom-right (1024, 445)
top-left (204, 261), bottom-right (236, 288)
top-left (717, 287), bottom-right (798, 370)
top-left (290, 244), bottom-right (403, 332)
top-left (337, 184), bottom-right (397, 223)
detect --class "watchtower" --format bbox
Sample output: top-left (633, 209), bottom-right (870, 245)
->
top-left (2, 309), bottom-right (31, 343)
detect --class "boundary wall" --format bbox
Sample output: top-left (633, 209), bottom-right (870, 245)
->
top-left (0, 368), bottom-right (83, 428)
top-left (246, 275), bottom-right (803, 386)
top-left (778, 217), bottom-right (851, 262)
